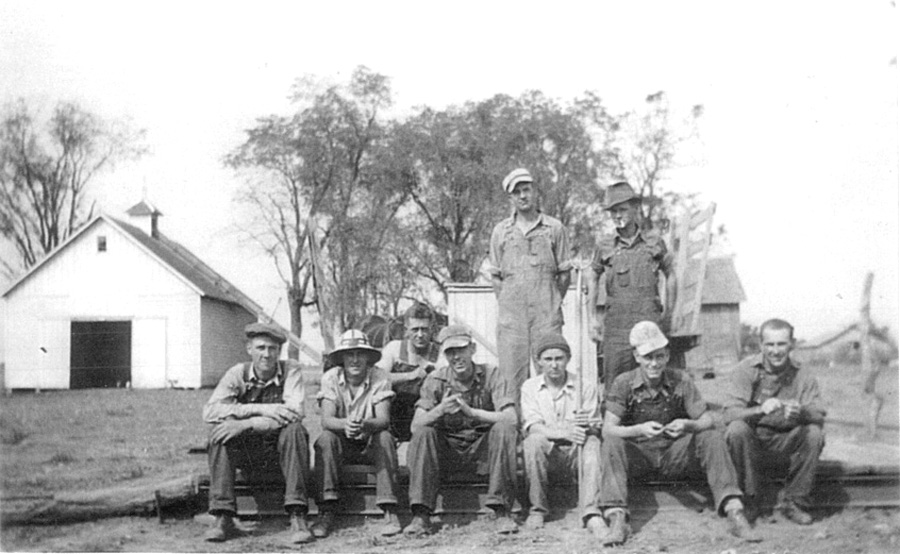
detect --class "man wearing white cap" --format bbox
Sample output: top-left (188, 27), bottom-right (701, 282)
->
top-left (403, 324), bottom-right (519, 536)
top-left (489, 167), bottom-right (572, 394)
top-left (596, 321), bottom-right (759, 546)
top-left (313, 329), bottom-right (401, 538)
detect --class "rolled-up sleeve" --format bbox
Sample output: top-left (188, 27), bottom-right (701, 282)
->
top-left (520, 380), bottom-right (544, 432)
top-left (203, 364), bottom-right (254, 424)
top-left (681, 375), bottom-right (708, 420)
top-left (488, 224), bottom-right (504, 278)
top-left (281, 361), bottom-right (306, 418)
top-left (416, 373), bottom-right (443, 412)
top-left (488, 368), bottom-right (516, 412)
top-left (605, 375), bottom-right (630, 420)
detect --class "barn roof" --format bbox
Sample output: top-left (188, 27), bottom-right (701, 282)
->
top-left (2, 213), bottom-right (252, 310)
top-left (595, 256), bottom-right (746, 305)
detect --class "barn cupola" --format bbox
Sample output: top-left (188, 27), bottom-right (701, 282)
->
top-left (125, 199), bottom-right (163, 239)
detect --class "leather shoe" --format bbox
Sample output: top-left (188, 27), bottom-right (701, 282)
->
top-left (726, 508), bottom-right (762, 542)
top-left (379, 509), bottom-right (402, 536)
top-left (524, 512), bottom-right (544, 530)
top-left (403, 514), bottom-right (431, 537)
top-left (602, 510), bottom-right (629, 546)
top-left (586, 514), bottom-right (609, 540)
top-left (779, 500), bottom-right (813, 525)
top-left (311, 512), bottom-right (334, 538)
top-left (289, 513), bottom-right (313, 544)
top-left (204, 513), bottom-right (242, 542)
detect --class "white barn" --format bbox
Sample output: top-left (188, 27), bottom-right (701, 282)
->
top-left (2, 201), bottom-right (262, 390)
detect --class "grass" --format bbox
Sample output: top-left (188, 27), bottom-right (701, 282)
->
top-left (0, 363), bottom-right (896, 502)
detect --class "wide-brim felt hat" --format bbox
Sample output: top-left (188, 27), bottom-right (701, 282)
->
top-left (326, 329), bottom-right (382, 366)
top-left (604, 181), bottom-right (639, 210)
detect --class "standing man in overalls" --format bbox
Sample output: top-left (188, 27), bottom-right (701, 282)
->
top-left (588, 181), bottom-right (676, 394)
top-left (489, 168), bottom-right (572, 394)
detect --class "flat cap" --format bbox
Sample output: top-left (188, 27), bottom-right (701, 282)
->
top-left (629, 321), bottom-right (669, 356)
top-left (502, 168), bottom-right (534, 193)
top-left (437, 324), bottom-right (473, 352)
top-left (533, 333), bottom-right (571, 359)
top-left (604, 181), bottom-right (638, 210)
top-left (245, 322), bottom-right (287, 344)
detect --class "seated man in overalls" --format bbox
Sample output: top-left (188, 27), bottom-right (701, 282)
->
top-left (376, 302), bottom-right (440, 442)
top-left (597, 321), bottom-right (760, 547)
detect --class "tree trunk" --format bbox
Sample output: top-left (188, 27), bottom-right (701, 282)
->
top-left (860, 271), bottom-right (883, 440)
top-left (287, 286), bottom-right (304, 360)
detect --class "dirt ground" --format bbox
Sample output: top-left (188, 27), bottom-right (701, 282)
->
top-left (3, 505), bottom-right (900, 553)
top-left (1, 362), bottom-right (898, 552)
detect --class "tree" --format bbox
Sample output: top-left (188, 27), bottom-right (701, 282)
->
top-left (0, 100), bottom-right (145, 275)
top-left (227, 66), bottom-right (403, 348)
top-left (613, 91), bottom-right (704, 231)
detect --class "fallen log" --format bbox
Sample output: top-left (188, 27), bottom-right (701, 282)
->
top-left (1, 474), bottom-right (200, 526)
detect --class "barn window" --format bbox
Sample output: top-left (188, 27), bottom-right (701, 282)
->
top-left (97, 236), bottom-right (107, 252)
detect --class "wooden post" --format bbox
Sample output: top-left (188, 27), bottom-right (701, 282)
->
top-left (860, 271), bottom-right (883, 440)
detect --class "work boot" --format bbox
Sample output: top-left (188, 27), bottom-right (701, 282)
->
top-left (524, 512), bottom-right (544, 530)
top-left (726, 508), bottom-right (762, 543)
top-left (586, 514), bottom-right (609, 540)
top-left (743, 495), bottom-right (759, 523)
top-left (602, 510), bottom-right (629, 547)
top-left (378, 508), bottom-right (402, 536)
top-left (403, 514), bottom-right (431, 537)
top-left (289, 512), bottom-right (313, 544)
top-left (778, 499), bottom-right (813, 525)
top-left (487, 506), bottom-right (518, 535)
top-left (311, 511), bottom-right (334, 538)
top-left (204, 512), bottom-right (242, 542)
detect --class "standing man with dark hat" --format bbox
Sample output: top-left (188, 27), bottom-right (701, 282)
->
top-left (403, 324), bottom-right (519, 537)
top-left (313, 329), bottom-right (401, 538)
top-left (587, 181), bottom-right (677, 394)
top-left (202, 322), bottom-right (312, 544)
top-left (489, 167), bottom-right (572, 395)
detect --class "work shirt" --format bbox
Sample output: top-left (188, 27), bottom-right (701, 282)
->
top-left (203, 360), bottom-right (306, 432)
top-left (520, 372), bottom-right (599, 433)
top-left (417, 363), bottom-right (515, 441)
top-left (592, 227), bottom-right (672, 335)
top-left (317, 366), bottom-right (395, 425)
top-left (606, 368), bottom-right (706, 445)
top-left (723, 355), bottom-right (826, 430)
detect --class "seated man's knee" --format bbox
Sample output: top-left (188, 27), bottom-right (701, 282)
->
top-left (802, 424), bottom-right (825, 448)
top-left (523, 433), bottom-right (550, 457)
top-left (725, 419), bottom-right (753, 441)
top-left (490, 417), bottom-right (518, 437)
top-left (314, 429), bottom-right (341, 451)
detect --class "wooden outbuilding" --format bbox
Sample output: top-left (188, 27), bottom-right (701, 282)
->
top-left (1, 201), bottom-right (264, 390)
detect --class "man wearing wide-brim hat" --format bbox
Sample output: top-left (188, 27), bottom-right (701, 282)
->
top-left (587, 181), bottom-right (677, 396)
top-left (488, 168), bottom-right (572, 395)
top-left (312, 330), bottom-right (401, 538)
top-left (202, 322), bottom-right (312, 544)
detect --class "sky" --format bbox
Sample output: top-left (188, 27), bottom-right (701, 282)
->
top-left (0, 0), bottom-right (897, 347)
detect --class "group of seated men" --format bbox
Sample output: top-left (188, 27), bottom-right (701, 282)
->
top-left (202, 304), bottom-right (825, 547)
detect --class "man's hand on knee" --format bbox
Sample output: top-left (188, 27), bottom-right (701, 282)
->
top-left (258, 404), bottom-right (302, 425)
top-left (210, 420), bottom-right (252, 444)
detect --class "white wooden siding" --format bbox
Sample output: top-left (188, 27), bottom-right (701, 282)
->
top-left (3, 220), bottom-right (202, 389)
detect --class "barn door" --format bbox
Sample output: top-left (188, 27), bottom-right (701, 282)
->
top-left (70, 321), bottom-right (132, 389)
top-left (131, 318), bottom-right (167, 388)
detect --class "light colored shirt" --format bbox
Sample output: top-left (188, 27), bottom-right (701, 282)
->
top-left (520, 371), bottom-right (599, 433)
top-left (317, 366), bottom-right (395, 423)
top-left (203, 360), bottom-right (306, 432)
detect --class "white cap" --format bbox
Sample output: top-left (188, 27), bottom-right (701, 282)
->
top-left (501, 168), bottom-right (533, 193)
top-left (629, 321), bottom-right (669, 356)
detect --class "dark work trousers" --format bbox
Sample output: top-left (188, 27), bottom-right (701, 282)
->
top-left (599, 430), bottom-right (742, 515)
top-left (725, 420), bottom-right (824, 507)
top-left (207, 420), bottom-right (310, 514)
top-left (314, 429), bottom-right (398, 509)
top-left (407, 419), bottom-right (518, 513)
top-left (523, 433), bottom-right (602, 523)
top-left (389, 391), bottom-right (419, 443)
